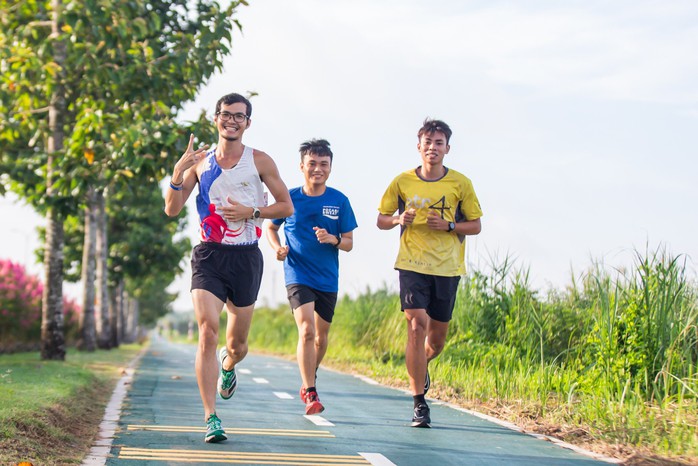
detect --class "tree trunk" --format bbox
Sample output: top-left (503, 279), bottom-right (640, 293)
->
top-left (41, 210), bottom-right (66, 360)
top-left (40, 0), bottom-right (66, 361)
top-left (117, 286), bottom-right (126, 345)
top-left (123, 297), bottom-right (139, 344)
top-left (95, 188), bottom-right (111, 349)
top-left (109, 281), bottom-right (123, 348)
top-left (77, 186), bottom-right (97, 351)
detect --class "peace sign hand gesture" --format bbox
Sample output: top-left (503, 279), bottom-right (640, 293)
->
top-left (173, 134), bottom-right (209, 182)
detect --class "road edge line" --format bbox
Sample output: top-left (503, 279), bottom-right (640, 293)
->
top-left (439, 401), bottom-right (622, 464)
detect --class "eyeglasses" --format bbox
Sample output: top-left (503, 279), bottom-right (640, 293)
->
top-left (216, 111), bottom-right (249, 123)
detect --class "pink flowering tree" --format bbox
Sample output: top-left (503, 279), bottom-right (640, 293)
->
top-left (0, 259), bottom-right (80, 349)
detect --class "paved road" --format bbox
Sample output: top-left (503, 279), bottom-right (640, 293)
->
top-left (98, 336), bottom-right (613, 465)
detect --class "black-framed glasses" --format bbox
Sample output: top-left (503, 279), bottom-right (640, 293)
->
top-left (216, 111), bottom-right (249, 123)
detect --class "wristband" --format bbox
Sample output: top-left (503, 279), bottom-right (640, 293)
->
top-left (169, 181), bottom-right (183, 191)
top-left (334, 235), bottom-right (341, 248)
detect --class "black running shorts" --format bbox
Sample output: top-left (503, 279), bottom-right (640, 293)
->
top-left (286, 284), bottom-right (338, 323)
top-left (190, 242), bottom-right (263, 307)
top-left (398, 269), bottom-right (461, 323)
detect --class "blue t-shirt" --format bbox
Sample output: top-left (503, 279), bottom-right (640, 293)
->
top-left (272, 186), bottom-right (358, 292)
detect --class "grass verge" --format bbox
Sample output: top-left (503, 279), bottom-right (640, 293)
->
top-left (0, 344), bottom-right (144, 465)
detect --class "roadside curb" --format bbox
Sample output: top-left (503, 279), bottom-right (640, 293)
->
top-left (81, 345), bottom-right (148, 466)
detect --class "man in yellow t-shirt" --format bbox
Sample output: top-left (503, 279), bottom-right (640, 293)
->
top-left (377, 118), bottom-right (483, 428)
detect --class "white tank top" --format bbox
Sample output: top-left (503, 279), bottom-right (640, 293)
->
top-left (195, 146), bottom-right (266, 245)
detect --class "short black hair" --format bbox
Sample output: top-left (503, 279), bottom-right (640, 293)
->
top-left (215, 93), bottom-right (252, 117)
top-left (418, 118), bottom-right (452, 144)
top-left (299, 138), bottom-right (333, 162)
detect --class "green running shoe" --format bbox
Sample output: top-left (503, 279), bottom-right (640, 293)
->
top-left (204, 412), bottom-right (227, 443)
top-left (218, 346), bottom-right (237, 399)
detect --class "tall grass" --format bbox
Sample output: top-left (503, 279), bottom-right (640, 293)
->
top-left (247, 246), bottom-right (697, 458)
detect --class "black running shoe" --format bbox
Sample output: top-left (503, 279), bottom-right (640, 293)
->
top-left (411, 403), bottom-right (431, 428)
top-left (424, 369), bottom-right (430, 395)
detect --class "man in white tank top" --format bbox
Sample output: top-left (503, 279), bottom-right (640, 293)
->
top-left (164, 93), bottom-right (293, 443)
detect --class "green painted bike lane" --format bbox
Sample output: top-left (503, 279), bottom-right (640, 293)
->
top-left (96, 336), bottom-right (615, 465)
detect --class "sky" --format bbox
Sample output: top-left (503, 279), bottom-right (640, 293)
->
top-left (2, 0), bottom-right (697, 311)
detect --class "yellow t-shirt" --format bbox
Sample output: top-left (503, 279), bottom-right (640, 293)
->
top-left (378, 167), bottom-right (482, 277)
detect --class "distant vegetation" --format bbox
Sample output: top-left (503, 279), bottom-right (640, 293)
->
top-left (246, 246), bottom-right (697, 461)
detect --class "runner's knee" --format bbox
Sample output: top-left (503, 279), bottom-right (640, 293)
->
top-left (198, 322), bottom-right (218, 348)
top-left (229, 341), bottom-right (248, 360)
top-left (298, 321), bottom-right (316, 343)
top-left (406, 315), bottom-right (427, 337)
top-left (427, 339), bottom-right (445, 356)
top-left (315, 333), bottom-right (327, 350)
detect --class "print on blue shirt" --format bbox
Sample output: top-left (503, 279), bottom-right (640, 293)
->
top-left (272, 187), bottom-right (358, 292)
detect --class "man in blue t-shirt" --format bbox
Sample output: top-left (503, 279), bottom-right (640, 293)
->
top-left (267, 139), bottom-right (358, 415)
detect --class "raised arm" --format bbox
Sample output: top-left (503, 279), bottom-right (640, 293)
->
top-left (164, 134), bottom-right (209, 217)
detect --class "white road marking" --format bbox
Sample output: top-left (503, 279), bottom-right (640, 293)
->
top-left (304, 415), bottom-right (335, 426)
top-left (359, 452), bottom-right (397, 466)
top-left (237, 368), bottom-right (251, 374)
top-left (252, 377), bottom-right (269, 384)
top-left (355, 375), bottom-right (380, 385)
top-left (443, 402), bottom-right (622, 463)
top-left (273, 391), bottom-right (294, 399)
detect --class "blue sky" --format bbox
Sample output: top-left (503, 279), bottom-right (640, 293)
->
top-left (2, 0), bottom-right (697, 310)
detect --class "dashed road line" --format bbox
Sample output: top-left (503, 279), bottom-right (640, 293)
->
top-left (274, 391), bottom-right (294, 399)
top-left (253, 377), bottom-right (270, 384)
top-left (304, 415), bottom-right (335, 426)
top-left (358, 453), bottom-right (397, 466)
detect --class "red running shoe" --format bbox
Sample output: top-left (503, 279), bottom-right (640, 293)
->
top-left (304, 390), bottom-right (325, 415)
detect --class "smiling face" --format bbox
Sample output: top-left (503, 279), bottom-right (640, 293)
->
top-left (417, 130), bottom-right (450, 167)
top-left (215, 102), bottom-right (250, 142)
top-left (301, 152), bottom-right (332, 188)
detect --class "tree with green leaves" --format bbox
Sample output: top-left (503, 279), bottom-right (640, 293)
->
top-left (0, 0), bottom-right (245, 359)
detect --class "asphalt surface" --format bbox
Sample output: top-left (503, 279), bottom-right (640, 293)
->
top-left (98, 336), bottom-right (613, 465)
